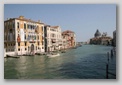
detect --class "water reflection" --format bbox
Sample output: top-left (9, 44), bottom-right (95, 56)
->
top-left (4, 45), bottom-right (116, 79)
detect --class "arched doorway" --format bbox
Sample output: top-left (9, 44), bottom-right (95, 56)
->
top-left (31, 44), bottom-right (34, 52)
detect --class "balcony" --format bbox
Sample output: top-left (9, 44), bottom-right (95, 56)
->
top-left (51, 39), bottom-right (56, 43)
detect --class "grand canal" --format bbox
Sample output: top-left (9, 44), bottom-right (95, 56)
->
top-left (4, 45), bottom-right (116, 79)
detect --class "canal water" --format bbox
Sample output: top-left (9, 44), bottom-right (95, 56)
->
top-left (4, 45), bottom-right (116, 79)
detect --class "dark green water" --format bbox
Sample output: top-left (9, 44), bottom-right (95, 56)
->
top-left (4, 45), bottom-right (116, 79)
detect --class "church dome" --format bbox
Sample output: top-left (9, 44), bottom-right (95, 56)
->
top-left (94, 29), bottom-right (101, 37)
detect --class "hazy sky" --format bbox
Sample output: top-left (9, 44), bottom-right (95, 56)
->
top-left (4, 4), bottom-right (116, 42)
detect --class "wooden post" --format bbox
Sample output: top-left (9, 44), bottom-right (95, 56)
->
top-left (111, 49), bottom-right (113, 57)
top-left (107, 52), bottom-right (109, 62)
top-left (106, 64), bottom-right (109, 79)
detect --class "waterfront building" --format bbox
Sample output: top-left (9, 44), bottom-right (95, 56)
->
top-left (44, 25), bottom-right (62, 52)
top-left (62, 30), bottom-right (76, 49)
top-left (113, 30), bottom-right (116, 47)
top-left (90, 29), bottom-right (112, 45)
top-left (4, 16), bottom-right (44, 56)
top-left (62, 32), bottom-right (68, 49)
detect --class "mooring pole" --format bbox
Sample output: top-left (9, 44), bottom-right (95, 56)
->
top-left (106, 64), bottom-right (109, 79)
top-left (107, 52), bottom-right (109, 62)
top-left (111, 49), bottom-right (113, 58)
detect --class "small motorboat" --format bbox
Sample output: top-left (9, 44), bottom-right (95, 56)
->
top-left (72, 47), bottom-right (77, 49)
top-left (61, 50), bottom-right (66, 53)
top-left (79, 44), bottom-right (82, 47)
top-left (47, 53), bottom-right (60, 57)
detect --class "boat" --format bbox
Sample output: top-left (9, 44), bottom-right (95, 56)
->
top-left (6, 55), bottom-right (20, 58)
top-left (79, 44), bottom-right (82, 47)
top-left (61, 50), bottom-right (66, 53)
top-left (35, 53), bottom-right (41, 55)
top-left (22, 54), bottom-right (34, 56)
top-left (47, 53), bottom-right (60, 57)
top-left (72, 47), bottom-right (77, 49)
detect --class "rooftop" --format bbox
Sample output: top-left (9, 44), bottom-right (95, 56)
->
top-left (4, 16), bottom-right (44, 24)
top-left (62, 30), bottom-right (74, 34)
top-left (50, 26), bottom-right (60, 29)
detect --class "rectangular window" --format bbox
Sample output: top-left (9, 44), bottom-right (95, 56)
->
top-left (13, 22), bottom-right (15, 28)
top-left (42, 36), bottom-right (43, 40)
top-left (27, 24), bottom-right (29, 29)
top-left (10, 22), bottom-right (11, 28)
top-left (52, 34), bottom-right (55, 37)
top-left (6, 36), bottom-right (7, 40)
top-left (38, 42), bottom-right (39, 45)
top-left (8, 22), bottom-right (10, 28)
top-left (25, 35), bottom-right (26, 40)
top-left (31, 25), bottom-right (32, 29)
top-left (35, 36), bottom-right (36, 40)
top-left (13, 34), bottom-right (15, 40)
top-left (42, 27), bottom-right (43, 31)
top-left (24, 23), bottom-right (26, 29)
top-left (10, 29), bottom-right (12, 33)
top-left (18, 48), bottom-right (20, 51)
top-left (33, 25), bottom-right (34, 29)
top-left (18, 42), bottom-right (20, 46)
top-left (17, 22), bottom-right (19, 28)
top-left (25, 42), bottom-right (27, 46)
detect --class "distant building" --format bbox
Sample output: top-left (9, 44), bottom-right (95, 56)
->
top-left (90, 29), bottom-right (112, 45)
top-left (113, 30), bottom-right (116, 47)
top-left (94, 29), bottom-right (101, 38)
top-left (62, 30), bottom-right (76, 49)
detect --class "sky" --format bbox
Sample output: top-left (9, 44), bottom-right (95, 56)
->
top-left (4, 4), bottom-right (116, 42)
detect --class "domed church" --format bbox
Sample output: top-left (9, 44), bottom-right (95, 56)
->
top-left (90, 29), bottom-right (112, 45)
top-left (94, 29), bottom-right (101, 38)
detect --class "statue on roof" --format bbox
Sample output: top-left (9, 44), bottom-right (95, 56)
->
top-left (102, 32), bottom-right (107, 37)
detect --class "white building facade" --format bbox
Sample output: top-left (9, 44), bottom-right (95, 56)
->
top-left (44, 25), bottom-right (62, 52)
